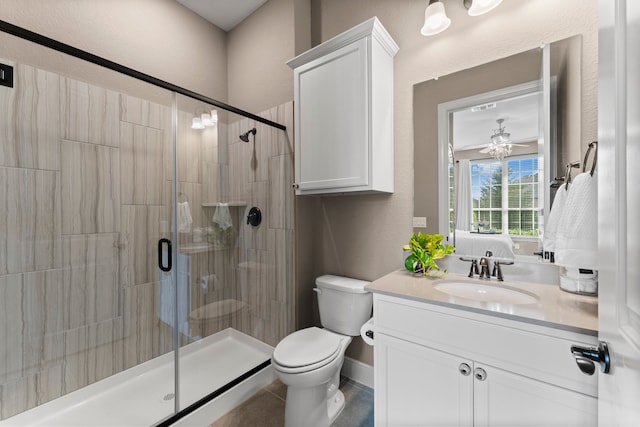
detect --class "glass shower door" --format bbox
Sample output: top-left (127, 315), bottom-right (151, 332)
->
top-left (172, 96), bottom-right (295, 417)
top-left (0, 28), bottom-right (179, 424)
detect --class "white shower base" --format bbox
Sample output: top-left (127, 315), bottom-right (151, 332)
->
top-left (0, 328), bottom-right (275, 427)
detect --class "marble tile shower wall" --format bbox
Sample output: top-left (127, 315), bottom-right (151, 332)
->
top-left (0, 55), bottom-right (294, 420)
top-left (0, 58), bottom-right (176, 419)
top-left (216, 103), bottom-right (295, 348)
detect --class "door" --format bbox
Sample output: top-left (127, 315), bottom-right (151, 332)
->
top-left (294, 38), bottom-right (369, 192)
top-left (374, 333), bottom-right (473, 427)
top-left (598, 0), bottom-right (640, 425)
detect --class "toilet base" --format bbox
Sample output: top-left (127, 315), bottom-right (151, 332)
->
top-left (327, 389), bottom-right (346, 423)
top-left (284, 384), bottom-right (345, 427)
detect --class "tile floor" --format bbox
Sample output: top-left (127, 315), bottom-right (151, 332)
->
top-left (209, 377), bottom-right (374, 427)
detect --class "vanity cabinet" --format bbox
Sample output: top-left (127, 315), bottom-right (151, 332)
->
top-left (286, 17), bottom-right (398, 195)
top-left (373, 294), bottom-right (598, 427)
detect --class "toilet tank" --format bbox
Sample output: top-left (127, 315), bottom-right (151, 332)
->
top-left (315, 275), bottom-right (372, 336)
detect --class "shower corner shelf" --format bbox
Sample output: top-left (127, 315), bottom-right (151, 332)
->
top-left (201, 201), bottom-right (247, 207)
top-left (179, 243), bottom-right (230, 254)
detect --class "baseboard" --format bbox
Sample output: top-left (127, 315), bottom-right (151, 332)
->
top-left (342, 357), bottom-right (374, 389)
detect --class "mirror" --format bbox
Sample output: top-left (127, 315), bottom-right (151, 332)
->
top-left (413, 35), bottom-right (582, 260)
top-left (443, 80), bottom-right (544, 260)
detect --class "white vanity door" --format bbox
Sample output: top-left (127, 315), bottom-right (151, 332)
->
top-left (473, 363), bottom-right (597, 427)
top-left (374, 333), bottom-right (473, 427)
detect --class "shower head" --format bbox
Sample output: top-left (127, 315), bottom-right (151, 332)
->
top-left (239, 128), bottom-right (257, 142)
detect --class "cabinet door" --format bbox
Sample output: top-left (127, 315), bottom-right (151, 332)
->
top-left (375, 333), bottom-right (473, 427)
top-left (294, 38), bottom-right (369, 192)
top-left (473, 364), bottom-right (597, 427)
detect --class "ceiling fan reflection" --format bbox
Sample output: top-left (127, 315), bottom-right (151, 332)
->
top-left (479, 118), bottom-right (528, 159)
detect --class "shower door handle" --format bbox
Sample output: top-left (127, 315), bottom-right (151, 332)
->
top-left (158, 238), bottom-right (172, 272)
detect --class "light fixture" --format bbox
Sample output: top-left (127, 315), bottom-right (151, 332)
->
top-left (484, 119), bottom-right (512, 161)
top-left (192, 108), bottom-right (218, 129)
top-left (201, 112), bottom-right (213, 126)
top-left (421, 1), bottom-right (451, 36)
top-left (191, 117), bottom-right (205, 130)
top-left (421, 0), bottom-right (503, 37)
top-left (465, 0), bottom-right (503, 17)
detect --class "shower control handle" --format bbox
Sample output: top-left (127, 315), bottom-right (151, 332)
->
top-left (158, 239), bottom-right (172, 272)
top-left (247, 207), bottom-right (262, 226)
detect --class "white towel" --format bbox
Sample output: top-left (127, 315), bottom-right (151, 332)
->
top-left (213, 203), bottom-right (233, 231)
top-left (554, 172), bottom-right (598, 268)
top-left (455, 230), bottom-right (515, 260)
top-left (543, 183), bottom-right (568, 252)
top-left (177, 201), bottom-right (193, 233)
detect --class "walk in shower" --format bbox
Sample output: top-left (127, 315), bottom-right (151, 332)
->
top-left (0, 21), bottom-right (294, 426)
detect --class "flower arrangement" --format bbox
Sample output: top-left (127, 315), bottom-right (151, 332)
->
top-left (403, 232), bottom-right (455, 275)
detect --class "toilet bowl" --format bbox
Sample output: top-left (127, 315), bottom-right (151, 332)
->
top-left (271, 275), bottom-right (372, 427)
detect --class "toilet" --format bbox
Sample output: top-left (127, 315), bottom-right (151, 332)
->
top-left (272, 275), bottom-right (372, 427)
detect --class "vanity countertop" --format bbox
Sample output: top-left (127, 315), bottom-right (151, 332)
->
top-left (366, 270), bottom-right (598, 336)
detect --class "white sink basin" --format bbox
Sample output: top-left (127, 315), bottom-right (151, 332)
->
top-left (434, 281), bottom-right (539, 305)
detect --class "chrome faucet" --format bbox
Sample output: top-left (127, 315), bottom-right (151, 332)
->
top-left (478, 256), bottom-right (490, 279)
top-left (479, 250), bottom-right (505, 281)
top-left (492, 261), bottom-right (504, 281)
top-left (465, 252), bottom-right (507, 281)
top-left (468, 259), bottom-right (479, 278)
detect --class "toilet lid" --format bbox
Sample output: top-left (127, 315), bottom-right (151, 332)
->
top-left (273, 327), bottom-right (342, 368)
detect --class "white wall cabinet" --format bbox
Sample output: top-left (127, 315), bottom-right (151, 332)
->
top-left (373, 295), bottom-right (598, 427)
top-left (287, 17), bottom-right (398, 195)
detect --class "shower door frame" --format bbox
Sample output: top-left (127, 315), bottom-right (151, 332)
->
top-left (0, 19), bottom-right (286, 425)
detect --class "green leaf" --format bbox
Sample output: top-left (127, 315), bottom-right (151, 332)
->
top-left (403, 232), bottom-right (456, 274)
top-left (404, 254), bottom-right (418, 272)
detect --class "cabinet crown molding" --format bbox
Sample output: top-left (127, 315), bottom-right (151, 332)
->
top-left (286, 16), bottom-right (399, 70)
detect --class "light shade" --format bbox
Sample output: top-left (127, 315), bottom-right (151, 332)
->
top-left (421, 1), bottom-right (451, 36)
top-left (201, 109), bottom-right (219, 127)
top-left (486, 141), bottom-right (512, 161)
top-left (201, 112), bottom-right (214, 127)
top-left (467, 0), bottom-right (503, 16)
top-left (191, 117), bottom-right (205, 130)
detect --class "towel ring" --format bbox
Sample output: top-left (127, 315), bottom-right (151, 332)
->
top-left (564, 161), bottom-right (581, 191)
top-left (582, 141), bottom-right (598, 176)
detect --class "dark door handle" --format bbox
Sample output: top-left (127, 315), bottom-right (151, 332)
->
top-left (158, 238), bottom-right (172, 272)
top-left (570, 341), bottom-right (610, 375)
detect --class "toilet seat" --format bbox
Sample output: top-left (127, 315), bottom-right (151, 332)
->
top-left (273, 327), bottom-right (343, 374)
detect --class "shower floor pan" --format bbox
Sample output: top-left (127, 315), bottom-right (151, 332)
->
top-left (1, 328), bottom-right (275, 427)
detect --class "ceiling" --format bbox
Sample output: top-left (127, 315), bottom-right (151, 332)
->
top-left (452, 92), bottom-right (540, 152)
top-left (176, 0), bottom-right (268, 31)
